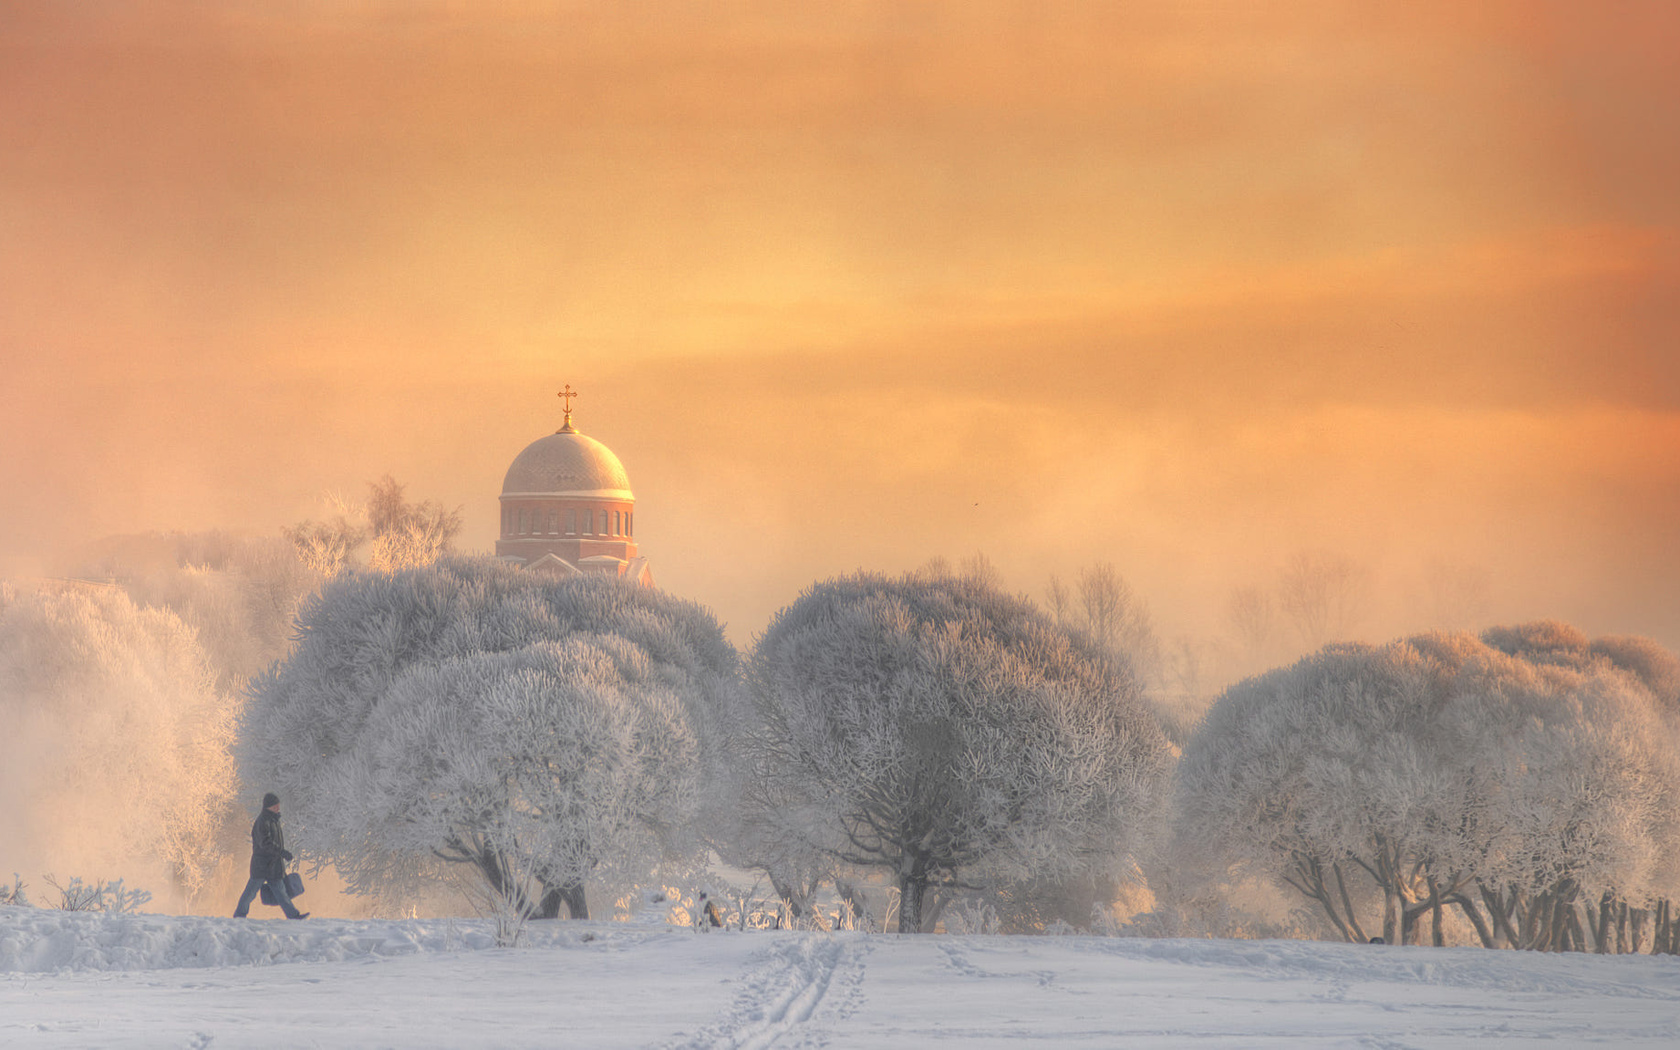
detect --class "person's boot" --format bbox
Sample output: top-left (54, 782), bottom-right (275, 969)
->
top-left (289, 912), bottom-right (310, 920)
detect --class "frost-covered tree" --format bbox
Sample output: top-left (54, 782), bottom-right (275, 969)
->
top-left (283, 475), bottom-right (463, 577)
top-left (1475, 623), bottom-right (1680, 951)
top-left (363, 475), bottom-right (464, 573)
top-left (1588, 635), bottom-right (1680, 710)
top-left (1178, 626), bottom-right (1680, 949)
top-left (281, 504), bottom-right (366, 577)
top-left (1179, 641), bottom-right (1453, 944)
top-left (336, 639), bottom-right (701, 919)
top-left (239, 559), bottom-right (736, 919)
top-left (0, 584), bottom-right (237, 905)
top-left (1039, 562), bottom-right (1163, 691)
top-left (1485, 666), bottom-right (1673, 950)
top-left (1275, 550), bottom-right (1371, 648)
top-left (1223, 584), bottom-right (1278, 668)
top-left (747, 572), bottom-right (1173, 933)
top-left (1077, 562), bottom-right (1163, 689)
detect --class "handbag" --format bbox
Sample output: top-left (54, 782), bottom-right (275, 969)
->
top-left (260, 870), bottom-right (306, 906)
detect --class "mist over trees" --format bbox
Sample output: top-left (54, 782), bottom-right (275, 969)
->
top-left (238, 560), bottom-right (738, 920)
top-left (743, 569), bottom-right (1174, 933)
top-left (58, 472), bottom-right (462, 693)
top-left (0, 583), bottom-right (237, 906)
top-left (63, 530), bottom-right (318, 692)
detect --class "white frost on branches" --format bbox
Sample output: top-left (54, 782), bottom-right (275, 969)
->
top-left (1177, 625), bottom-right (1680, 949)
top-left (238, 558), bottom-right (737, 919)
top-left (746, 571), bottom-right (1174, 933)
top-left (338, 639), bottom-right (701, 915)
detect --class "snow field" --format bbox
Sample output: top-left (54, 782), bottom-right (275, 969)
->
top-left (5, 909), bottom-right (1680, 1048)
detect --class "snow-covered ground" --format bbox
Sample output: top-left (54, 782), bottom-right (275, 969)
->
top-left (4, 908), bottom-right (1678, 1048)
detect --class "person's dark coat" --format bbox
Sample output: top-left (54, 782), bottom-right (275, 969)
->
top-left (249, 809), bottom-right (292, 882)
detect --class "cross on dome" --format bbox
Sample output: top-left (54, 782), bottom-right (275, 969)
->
top-left (557, 384), bottom-right (578, 433)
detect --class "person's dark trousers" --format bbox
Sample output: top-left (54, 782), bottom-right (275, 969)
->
top-left (233, 875), bottom-right (303, 919)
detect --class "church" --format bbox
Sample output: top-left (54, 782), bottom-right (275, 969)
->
top-left (494, 387), bottom-right (654, 586)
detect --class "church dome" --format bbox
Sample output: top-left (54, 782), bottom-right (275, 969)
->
top-left (501, 429), bottom-right (634, 499)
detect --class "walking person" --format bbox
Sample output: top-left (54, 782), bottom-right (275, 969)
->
top-left (233, 792), bottom-right (308, 919)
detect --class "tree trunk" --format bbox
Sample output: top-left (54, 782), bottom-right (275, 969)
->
top-left (1547, 887), bottom-right (1585, 953)
top-left (1308, 885), bottom-right (1356, 943)
top-left (1526, 889), bottom-right (1554, 951)
top-left (1430, 884), bottom-right (1446, 947)
top-left (769, 873), bottom-right (807, 924)
top-left (898, 853), bottom-right (931, 934)
top-left (1382, 887), bottom-right (1400, 945)
top-left (1450, 894), bottom-right (1495, 949)
top-left (1481, 885), bottom-right (1518, 949)
top-left (553, 880), bottom-right (588, 919)
top-left (475, 848), bottom-right (531, 917)
top-left (1565, 902), bottom-right (1588, 953)
top-left (1333, 863), bottom-right (1368, 944)
top-left (921, 887), bottom-right (949, 934)
top-left (898, 872), bottom-right (927, 934)
top-left (1401, 899), bottom-right (1432, 946)
top-left (1285, 857), bottom-right (1355, 942)
top-left (1592, 892), bottom-right (1614, 954)
top-left (533, 877), bottom-right (589, 919)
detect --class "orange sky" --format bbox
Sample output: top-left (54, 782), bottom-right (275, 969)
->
top-left (2, 1), bottom-right (1676, 655)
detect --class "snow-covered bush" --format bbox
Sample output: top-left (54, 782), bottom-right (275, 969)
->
top-left (40, 875), bottom-right (153, 914)
top-left (239, 558), bottom-right (738, 919)
top-left (0, 585), bottom-right (238, 906)
top-left (746, 571), bottom-right (1174, 933)
top-left (1177, 626), bottom-right (1680, 949)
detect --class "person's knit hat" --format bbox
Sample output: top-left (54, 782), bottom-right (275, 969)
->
top-left (262, 792), bottom-right (280, 809)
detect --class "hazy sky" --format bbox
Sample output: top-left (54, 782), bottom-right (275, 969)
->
top-left (2, 1), bottom-right (1676, 651)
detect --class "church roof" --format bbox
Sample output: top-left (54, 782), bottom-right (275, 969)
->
top-left (500, 428), bottom-right (634, 500)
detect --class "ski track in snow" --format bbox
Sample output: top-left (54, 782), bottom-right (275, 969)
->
top-left (665, 934), bottom-right (866, 1050)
